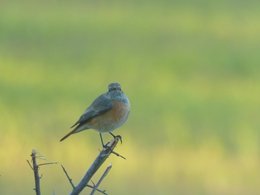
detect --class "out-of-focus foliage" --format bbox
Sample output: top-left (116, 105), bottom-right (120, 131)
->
top-left (0, 0), bottom-right (260, 194)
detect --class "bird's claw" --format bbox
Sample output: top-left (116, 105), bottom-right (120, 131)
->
top-left (115, 135), bottom-right (122, 144)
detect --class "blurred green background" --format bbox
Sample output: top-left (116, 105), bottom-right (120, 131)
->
top-left (1, 0), bottom-right (260, 194)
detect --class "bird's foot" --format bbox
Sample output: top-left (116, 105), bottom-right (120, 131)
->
top-left (115, 135), bottom-right (122, 144)
top-left (109, 132), bottom-right (123, 144)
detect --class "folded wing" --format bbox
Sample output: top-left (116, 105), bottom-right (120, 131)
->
top-left (60, 94), bottom-right (113, 141)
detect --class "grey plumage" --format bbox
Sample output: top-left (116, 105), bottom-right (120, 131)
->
top-left (60, 82), bottom-right (130, 142)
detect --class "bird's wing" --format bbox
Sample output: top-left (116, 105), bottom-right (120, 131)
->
top-left (71, 93), bottom-right (113, 128)
top-left (60, 94), bottom-right (112, 142)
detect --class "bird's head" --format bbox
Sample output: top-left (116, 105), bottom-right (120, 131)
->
top-left (108, 82), bottom-right (122, 92)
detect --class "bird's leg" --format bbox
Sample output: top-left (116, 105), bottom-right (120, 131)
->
top-left (106, 133), bottom-right (126, 159)
top-left (99, 133), bottom-right (105, 148)
top-left (98, 132), bottom-right (125, 159)
top-left (109, 132), bottom-right (122, 144)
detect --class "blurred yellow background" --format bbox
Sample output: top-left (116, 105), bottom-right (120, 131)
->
top-left (1, 0), bottom-right (260, 194)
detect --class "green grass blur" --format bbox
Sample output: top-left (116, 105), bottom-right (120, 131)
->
top-left (1, 0), bottom-right (260, 194)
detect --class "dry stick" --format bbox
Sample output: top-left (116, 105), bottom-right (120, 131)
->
top-left (90, 164), bottom-right (112, 195)
top-left (61, 165), bottom-right (75, 189)
top-left (28, 150), bottom-right (57, 195)
top-left (70, 136), bottom-right (120, 195)
top-left (38, 162), bottom-right (58, 167)
top-left (62, 165), bottom-right (107, 194)
top-left (86, 184), bottom-right (107, 195)
top-left (31, 150), bottom-right (41, 195)
top-left (27, 160), bottom-right (33, 170)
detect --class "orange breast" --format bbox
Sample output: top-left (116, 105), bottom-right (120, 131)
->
top-left (109, 100), bottom-right (128, 122)
top-left (87, 100), bottom-right (129, 132)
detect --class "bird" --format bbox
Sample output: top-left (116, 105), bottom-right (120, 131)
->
top-left (60, 82), bottom-right (130, 147)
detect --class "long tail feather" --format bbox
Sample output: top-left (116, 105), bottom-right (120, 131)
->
top-left (70, 121), bottom-right (79, 128)
top-left (60, 128), bottom-right (78, 142)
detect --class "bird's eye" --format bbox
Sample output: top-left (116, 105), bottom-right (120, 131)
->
top-left (109, 88), bottom-right (116, 91)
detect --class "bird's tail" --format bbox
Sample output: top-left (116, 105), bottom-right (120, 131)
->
top-left (60, 128), bottom-right (78, 142)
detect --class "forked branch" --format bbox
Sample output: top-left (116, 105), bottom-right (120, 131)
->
top-left (28, 150), bottom-right (41, 195)
top-left (27, 150), bottom-right (57, 195)
top-left (70, 136), bottom-right (121, 195)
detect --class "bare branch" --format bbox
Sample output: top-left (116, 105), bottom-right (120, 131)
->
top-left (111, 150), bottom-right (126, 160)
top-left (38, 162), bottom-right (58, 167)
top-left (62, 164), bottom-right (107, 194)
top-left (87, 184), bottom-right (107, 195)
top-left (70, 136), bottom-right (121, 195)
top-left (61, 165), bottom-right (75, 189)
top-left (27, 160), bottom-right (33, 170)
top-left (90, 164), bottom-right (112, 195)
top-left (31, 150), bottom-right (41, 195)
top-left (28, 150), bottom-right (57, 195)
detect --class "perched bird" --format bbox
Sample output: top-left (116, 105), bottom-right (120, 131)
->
top-left (60, 82), bottom-right (130, 146)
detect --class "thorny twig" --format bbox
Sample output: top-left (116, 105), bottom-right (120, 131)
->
top-left (61, 165), bottom-right (75, 189)
top-left (90, 164), bottom-right (112, 195)
top-left (27, 150), bottom-right (57, 195)
top-left (70, 136), bottom-right (121, 195)
top-left (61, 164), bottom-right (107, 194)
